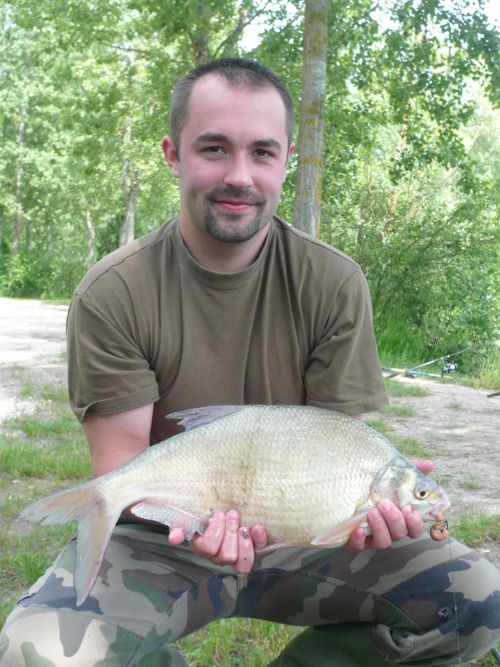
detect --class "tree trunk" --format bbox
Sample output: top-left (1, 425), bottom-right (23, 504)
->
top-left (12, 102), bottom-right (27, 257)
top-left (85, 210), bottom-right (96, 268)
top-left (0, 214), bottom-right (3, 269)
top-left (293, 0), bottom-right (328, 238)
top-left (190, 1), bottom-right (211, 65)
top-left (120, 118), bottom-right (137, 247)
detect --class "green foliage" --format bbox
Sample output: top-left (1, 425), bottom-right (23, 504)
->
top-left (0, 0), bottom-right (498, 375)
top-left (320, 101), bottom-right (499, 373)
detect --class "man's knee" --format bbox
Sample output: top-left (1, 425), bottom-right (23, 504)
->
top-left (0, 605), bottom-right (129, 667)
top-left (1, 607), bottom-right (63, 667)
top-left (455, 580), bottom-right (500, 662)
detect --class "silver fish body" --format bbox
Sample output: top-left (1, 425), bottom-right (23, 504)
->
top-left (20, 405), bottom-right (450, 605)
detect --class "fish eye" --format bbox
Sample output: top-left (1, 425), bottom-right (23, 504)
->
top-left (414, 480), bottom-right (432, 500)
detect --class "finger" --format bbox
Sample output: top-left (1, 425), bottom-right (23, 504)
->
top-left (168, 527), bottom-right (186, 545)
top-left (250, 523), bottom-right (268, 549)
top-left (212, 510), bottom-right (240, 565)
top-left (378, 499), bottom-right (408, 541)
top-left (402, 505), bottom-right (425, 539)
top-left (191, 511), bottom-right (226, 557)
top-left (413, 459), bottom-right (434, 474)
top-left (366, 507), bottom-right (392, 549)
top-left (346, 526), bottom-right (368, 553)
top-left (233, 526), bottom-right (255, 573)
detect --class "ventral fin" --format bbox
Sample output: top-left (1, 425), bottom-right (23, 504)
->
top-left (255, 542), bottom-right (288, 556)
top-left (310, 510), bottom-right (370, 547)
top-left (130, 500), bottom-right (206, 540)
top-left (167, 405), bottom-right (245, 430)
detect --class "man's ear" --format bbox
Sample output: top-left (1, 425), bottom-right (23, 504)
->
top-left (162, 136), bottom-right (180, 178)
top-left (283, 142), bottom-right (296, 182)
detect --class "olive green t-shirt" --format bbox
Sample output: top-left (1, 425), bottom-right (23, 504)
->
top-left (67, 217), bottom-right (388, 443)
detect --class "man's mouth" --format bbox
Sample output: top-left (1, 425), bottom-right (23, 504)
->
top-left (208, 188), bottom-right (263, 213)
top-left (212, 199), bottom-right (256, 212)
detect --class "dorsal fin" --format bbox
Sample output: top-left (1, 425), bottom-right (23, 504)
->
top-left (166, 405), bottom-right (245, 430)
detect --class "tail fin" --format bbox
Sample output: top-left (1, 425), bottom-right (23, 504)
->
top-left (20, 484), bottom-right (121, 606)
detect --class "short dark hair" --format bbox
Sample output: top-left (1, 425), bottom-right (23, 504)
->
top-left (169, 58), bottom-right (294, 152)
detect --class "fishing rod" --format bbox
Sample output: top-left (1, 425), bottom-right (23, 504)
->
top-left (384, 339), bottom-right (499, 380)
top-left (382, 367), bottom-right (453, 380)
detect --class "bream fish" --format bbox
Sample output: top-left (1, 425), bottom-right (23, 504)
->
top-left (20, 405), bottom-right (450, 606)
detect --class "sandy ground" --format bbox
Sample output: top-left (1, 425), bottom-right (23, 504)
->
top-left (0, 297), bottom-right (69, 422)
top-left (1, 296), bottom-right (499, 566)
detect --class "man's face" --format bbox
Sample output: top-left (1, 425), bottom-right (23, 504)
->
top-left (163, 75), bottom-right (294, 246)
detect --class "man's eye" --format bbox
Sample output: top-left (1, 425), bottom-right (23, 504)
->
top-left (255, 149), bottom-right (272, 158)
top-left (204, 146), bottom-right (224, 154)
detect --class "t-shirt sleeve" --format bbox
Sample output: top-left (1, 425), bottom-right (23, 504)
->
top-left (67, 289), bottom-right (160, 423)
top-left (305, 266), bottom-right (388, 416)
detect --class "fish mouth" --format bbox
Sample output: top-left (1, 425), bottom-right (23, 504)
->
top-left (425, 495), bottom-right (451, 521)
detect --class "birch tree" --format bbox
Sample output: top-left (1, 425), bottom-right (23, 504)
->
top-left (292, 0), bottom-right (328, 237)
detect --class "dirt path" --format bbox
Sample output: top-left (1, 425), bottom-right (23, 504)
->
top-left (1, 297), bottom-right (499, 567)
top-left (368, 377), bottom-right (499, 518)
top-left (0, 297), bottom-right (68, 422)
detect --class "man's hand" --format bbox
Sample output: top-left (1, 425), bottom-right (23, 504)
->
top-left (168, 510), bottom-right (267, 572)
top-left (347, 459), bottom-right (434, 552)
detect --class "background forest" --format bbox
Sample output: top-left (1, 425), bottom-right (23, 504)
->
top-left (0, 0), bottom-right (498, 381)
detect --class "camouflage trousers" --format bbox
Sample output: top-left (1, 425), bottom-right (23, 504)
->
top-left (1, 524), bottom-right (499, 666)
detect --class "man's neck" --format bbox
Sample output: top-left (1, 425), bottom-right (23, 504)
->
top-left (178, 221), bottom-right (271, 274)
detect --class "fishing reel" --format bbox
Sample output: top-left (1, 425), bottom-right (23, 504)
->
top-left (440, 362), bottom-right (457, 377)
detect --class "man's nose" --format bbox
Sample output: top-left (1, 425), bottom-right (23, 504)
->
top-left (223, 154), bottom-right (253, 189)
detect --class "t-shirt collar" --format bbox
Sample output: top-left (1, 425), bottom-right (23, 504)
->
top-left (173, 217), bottom-right (275, 288)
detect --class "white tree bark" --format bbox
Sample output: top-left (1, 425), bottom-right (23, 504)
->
top-left (120, 118), bottom-right (138, 247)
top-left (293, 0), bottom-right (328, 238)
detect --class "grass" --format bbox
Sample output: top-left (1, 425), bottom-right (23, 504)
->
top-left (459, 474), bottom-right (481, 490)
top-left (363, 417), bottom-right (392, 437)
top-left (383, 378), bottom-right (431, 397)
top-left (381, 405), bottom-right (417, 417)
top-left (175, 618), bottom-right (302, 666)
top-left (0, 433), bottom-right (90, 479)
top-left (0, 520), bottom-right (77, 626)
top-left (451, 513), bottom-right (500, 548)
top-left (393, 436), bottom-right (432, 459)
top-left (0, 368), bottom-right (89, 627)
top-left (4, 410), bottom-right (80, 437)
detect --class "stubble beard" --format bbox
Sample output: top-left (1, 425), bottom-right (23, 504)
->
top-left (201, 186), bottom-right (273, 244)
top-left (204, 207), bottom-right (269, 244)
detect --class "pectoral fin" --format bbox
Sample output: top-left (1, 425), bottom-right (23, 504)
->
top-left (131, 500), bottom-right (206, 540)
top-left (310, 510), bottom-right (370, 547)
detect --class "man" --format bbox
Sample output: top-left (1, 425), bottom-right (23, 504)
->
top-left (1, 58), bottom-right (498, 666)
